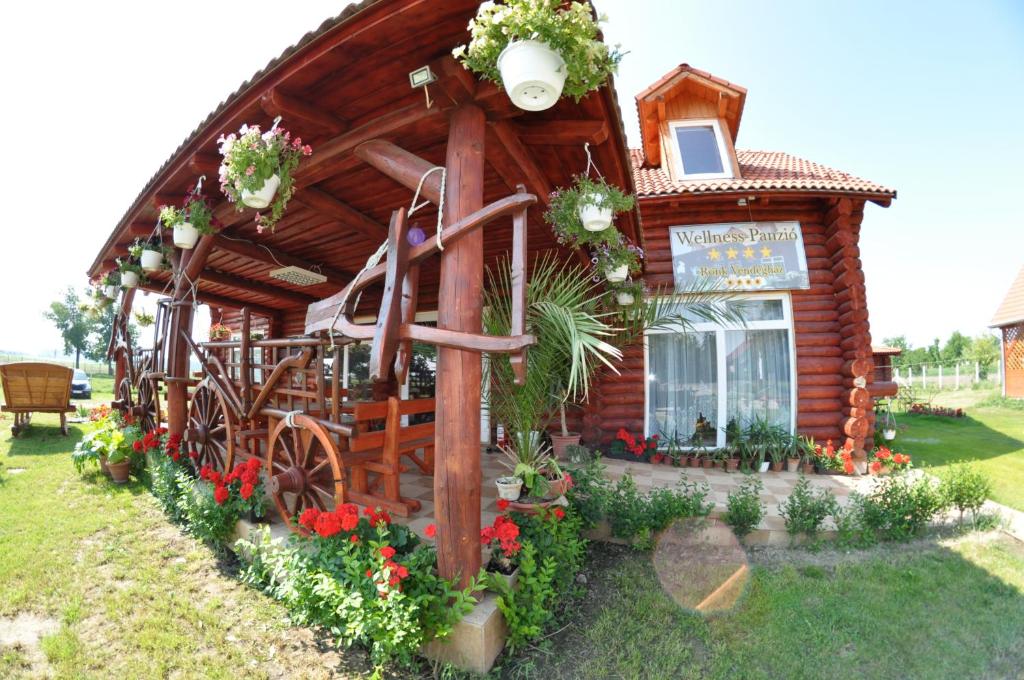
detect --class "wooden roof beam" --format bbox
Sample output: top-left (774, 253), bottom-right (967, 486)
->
top-left (292, 186), bottom-right (389, 241)
top-left (512, 119), bottom-right (609, 146)
top-left (260, 88), bottom-right (347, 136)
top-left (486, 121), bottom-right (552, 205)
top-left (188, 153), bottom-right (221, 177)
top-left (200, 269), bottom-right (319, 307)
top-left (135, 281), bottom-right (281, 319)
top-left (210, 234), bottom-right (351, 286)
top-left (353, 140), bottom-right (443, 204)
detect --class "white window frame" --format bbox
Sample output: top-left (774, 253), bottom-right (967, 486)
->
top-left (643, 292), bottom-right (797, 448)
top-left (668, 118), bottom-right (733, 181)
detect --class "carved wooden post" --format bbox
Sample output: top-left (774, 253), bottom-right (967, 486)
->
top-left (114, 288), bottom-right (136, 389)
top-left (435, 104), bottom-right (485, 586)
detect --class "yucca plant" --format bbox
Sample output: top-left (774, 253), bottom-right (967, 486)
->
top-left (483, 252), bottom-right (746, 489)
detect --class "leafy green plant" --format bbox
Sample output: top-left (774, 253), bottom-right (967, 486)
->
top-left (238, 509), bottom-right (477, 669)
top-left (71, 429), bottom-right (103, 474)
top-left (545, 174), bottom-right (635, 247)
top-left (116, 257), bottom-right (145, 282)
top-left (159, 189), bottom-right (216, 235)
top-left (134, 310), bottom-right (155, 328)
top-left (938, 462), bottom-right (992, 527)
top-left (832, 492), bottom-right (877, 549)
top-left (176, 475), bottom-right (240, 547)
top-left (499, 440), bottom-right (562, 498)
top-left (860, 475), bottom-right (946, 541)
top-left (592, 233), bottom-right (643, 277)
top-left (724, 477), bottom-right (765, 538)
top-left (453, 0), bottom-right (624, 102)
top-left (493, 542), bottom-right (558, 651)
top-left (148, 451), bottom-right (191, 524)
top-left (778, 475), bottom-right (839, 542)
top-left (217, 123), bottom-right (311, 232)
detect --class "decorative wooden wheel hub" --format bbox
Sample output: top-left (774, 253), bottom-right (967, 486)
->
top-left (266, 413), bottom-right (345, 533)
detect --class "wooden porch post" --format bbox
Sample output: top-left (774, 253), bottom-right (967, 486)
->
top-left (167, 236), bottom-right (217, 437)
top-left (114, 288), bottom-right (136, 388)
top-left (435, 104), bottom-right (485, 586)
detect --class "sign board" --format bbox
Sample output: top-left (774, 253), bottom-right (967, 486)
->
top-left (669, 221), bottom-right (809, 292)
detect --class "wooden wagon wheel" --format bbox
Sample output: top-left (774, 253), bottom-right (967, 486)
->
top-left (266, 414), bottom-right (345, 534)
top-left (116, 377), bottom-right (133, 415)
top-left (185, 381), bottom-right (235, 474)
top-left (134, 377), bottom-right (161, 432)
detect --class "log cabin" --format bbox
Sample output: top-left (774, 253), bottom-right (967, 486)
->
top-left (991, 266), bottom-right (1024, 398)
top-left (574, 65), bottom-right (896, 467)
top-left (85, 1), bottom-right (896, 590)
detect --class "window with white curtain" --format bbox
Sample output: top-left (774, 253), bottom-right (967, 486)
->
top-left (645, 294), bottom-right (795, 447)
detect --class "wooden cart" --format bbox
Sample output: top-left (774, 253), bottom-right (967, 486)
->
top-left (0, 362), bottom-right (76, 436)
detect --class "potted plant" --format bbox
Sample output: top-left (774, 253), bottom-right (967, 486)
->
top-left (592, 236), bottom-right (643, 283)
top-left (138, 237), bottom-right (168, 272)
top-left (218, 122), bottom-right (311, 232)
top-left (453, 0), bottom-right (624, 112)
top-left (134, 310), bottom-right (155, 328)
top-left (789, 435), bottom-right (813, 472)
top-left (499, 436), bottom-right (568, 505)
top-left (607, 279), bottom-right (644, 307)
top-left (495, 475), bottom-right (524, 501)
top-left (481, 510), bottom-right (522, 589)
top-left (94, 423), bottom-right (137, 484)
top-left (160, 187), bottom-right (217, 249)
top-left (209, 323), bottom-right (232, 341)
top-left (869, 446), bottom-right (911, 475)
top-left (117, 257), bottom-right (144, 289)
top-left (546, 174), bottom-right (635, 240)
top-left (100, 271), bottom-right (121, 300)
top-left (768, 445), bottom-right (786, 472)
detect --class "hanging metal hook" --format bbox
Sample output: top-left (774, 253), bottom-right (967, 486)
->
top-left (195, 174), bottom-right (206, 194)
top-left (583, 142), bottom-right (602, 178)
top-left (271, 115), bottom-right (282, 133)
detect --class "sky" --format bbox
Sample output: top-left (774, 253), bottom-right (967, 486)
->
top-left (1, 0), bottom-right (1021, 358)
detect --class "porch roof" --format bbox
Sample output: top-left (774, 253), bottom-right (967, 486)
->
top-left (86, 0), bottom-right (640, 321)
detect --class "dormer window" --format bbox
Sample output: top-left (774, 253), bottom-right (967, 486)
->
top-left (669, 119), bottom-right (733, 180)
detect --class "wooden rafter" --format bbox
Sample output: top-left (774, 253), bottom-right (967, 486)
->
top-left (137, 280), bottom-right (280, 318)
top-left (211, 234), bottom-right (352, 286)
top-left (487, 121), bottom-right (552, 205)
top-left (199, 269), bottom-right (320, 306)
top-left (260, 88), bottom-right (347, 135)
top-left (353, 140), bottom-right (443, 204)
top-left (512, 119), bottom-right (609, 146)
top-left (292, 186), bottom-right (389, 241)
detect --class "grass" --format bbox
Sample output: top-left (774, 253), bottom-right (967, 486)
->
top-left (893, 387), bottom-right (1024, 511)
top-left (0, 412), bottom-right (374, 679)
top-left (497, 538), bottom-right (1024, 679)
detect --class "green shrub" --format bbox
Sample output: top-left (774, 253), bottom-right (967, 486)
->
top-left (176, 476), bottom-right (241, 548)
top-left (861, 475), bottom-right (946, 541)
top-left (147, 453), bottom-right (190, 524)
top-left (494, 542), bottom-right (559, 652)
top-left (778, 475), bottom-right (838, 542)
top-left (239, 517), bottom-right (476, 669)
top-left (832, 492), bottom-right (877, 549)
top-left (938, 462), bottom-right (992, 527)
top-left (566, 456), bottom-right (712, 548)
top-left (724, 477), bottom-right (765, 538)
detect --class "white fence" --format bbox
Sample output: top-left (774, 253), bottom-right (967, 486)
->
top-left (893, 360), bottom-right (1001, 390)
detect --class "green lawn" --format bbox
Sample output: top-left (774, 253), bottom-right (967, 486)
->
top-left (894, 389), bottom-right (1024, 511)
top-left (2, 407), bottom-right (1023, 679)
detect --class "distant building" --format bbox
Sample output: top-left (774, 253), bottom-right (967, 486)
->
top-left (991, 266), bottom-right (1024, 398)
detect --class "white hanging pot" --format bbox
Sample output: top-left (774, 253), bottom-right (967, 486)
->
top-left (241, 173), bottom-right (280, 210)
top-left (883, 429), bottom-right (896, 441)
top-left (140, 249), bottom-right (163, 272)
top-left (605, 265), bottom-right (628, 283)
top-left (495, 476), bottom-right (523, 501)
top-left (496, 40), bottom-right (567, 112)
top-left (174, 222), bottom-right (199, 249)
top-left (616, 291), bottom-right (635, 305)
top-left (121, 271), bottom-right (139, 289)
top-left (103, 285), bottom-right (119, 300)
top-left (579, 197), bottom-right (613, 232)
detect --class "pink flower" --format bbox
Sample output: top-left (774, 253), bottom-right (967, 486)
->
top-left (301, 145), bottom-right (312, 156)
top-left (245, 165), bottom-right (255, 176)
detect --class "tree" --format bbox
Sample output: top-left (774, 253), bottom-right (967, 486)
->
top-left (942, 331), bottom-right (970, 363)
top-left (84, 299), bottom-right (126, 375)
top-left (44, 288), bottom-right (90, 369)
top-left (966, 334), bottom-right (1000, 377)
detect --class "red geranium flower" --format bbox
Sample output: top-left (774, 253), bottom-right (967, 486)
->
top-left (496, 499), bottom-right (510, 511)
top-left (298, 508), bottom-right (320, 530)
top-left (240, 483), bottom-right (254, 500)
top-left (213, 484), bottom-right (229, 505)
top-left (553, 507), bottom-right (565, 520)
top-left (350, 535), bottom-right (359, 543)
top-left (843, 460), bottom-right (855, 474)
top-left (314, 512), bottom-right (343, 538)
top-left (424, 523), bottom-right (437, 538)
top-left (379, 546), bottom-right (396, 559)
top-left (870, 461), bottom-right (882, 473)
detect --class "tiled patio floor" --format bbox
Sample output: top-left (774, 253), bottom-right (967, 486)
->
top-left (391, 449), bottom-right (874, 544)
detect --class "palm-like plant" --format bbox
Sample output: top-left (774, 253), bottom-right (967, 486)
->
top-left (483, 252), bottom-right (746, 494)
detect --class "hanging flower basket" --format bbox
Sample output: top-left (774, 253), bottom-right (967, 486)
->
top-left (103, 285), bottom-right (119, 300)
top-left (209, 323), bottom-right (232, 342)
top-left (593, 234), bottom-right (643, 283)
top-left (605, 264), bottom-right (628, 282)
top-left (883, 428), bottom-right (896, 441)
top-left (218, 121), bottom-right (311, 233)
top-left (140, 248), bottom-right (164, 272)
top-left (546, 175), bottom-right (635, 246)
top-left (454, 0), bottom-right (624, 111)
top-left (241, 173), bottom-right (281, 210)
top-left (497, 40), bottom-right (566, 111)
top-left (121, 271), bottom-right (140, 288)
top-left (173, 222), bottom-right (199, 249)
top-left (161, 186), bottom-right (217, 250)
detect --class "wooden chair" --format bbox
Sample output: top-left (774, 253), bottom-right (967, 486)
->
top-left (340, 396), bottom-right (435, 516)
top-left (0, 362), bottom-right (76, 436)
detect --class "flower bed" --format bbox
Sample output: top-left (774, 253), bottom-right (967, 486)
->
top-left (908, 403), bottom-right (964, 418)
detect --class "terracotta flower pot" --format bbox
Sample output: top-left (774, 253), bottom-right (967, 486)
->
top-left (787, 458), bottom-right (801, 472)
top-left (689, 456), bottom-right (700, 468)
top-left (99, 453), bottom-right (111, 477)
top-left (771, 461), bottom-right (784, 472)
top-left (801, 462), bottom-right (816, 474)
top-left (725, 458), bottom-right (739, 472)
top-left (549, 432), bottom-right (581, 459)
top-left (545, 473), bottom-right (571, 498)
top-left (107, 460), bottom-right (131, 484)
top-left (702, 459), bottom-right (715, 469)
top-left (869, 464), bottom-right (892, 476)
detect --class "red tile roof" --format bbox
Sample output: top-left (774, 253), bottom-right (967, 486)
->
top-left (872, 346), bottom-right (903, 356)
top-left (631, 149), bottom-right (896, 202)
top-left (991, 266), bottom-right (1024, 327)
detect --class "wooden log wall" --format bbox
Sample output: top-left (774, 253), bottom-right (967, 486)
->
top-left (577, 195), bottom-right (876, 452)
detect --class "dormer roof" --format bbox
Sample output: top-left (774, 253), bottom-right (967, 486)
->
top-left (636, 64), bottom-right (747, 167)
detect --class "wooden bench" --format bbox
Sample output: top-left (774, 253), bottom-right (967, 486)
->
top-left (340, 396), bottom-right (435, 516)
top-left (0, 363), bottom-right (75, 436)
